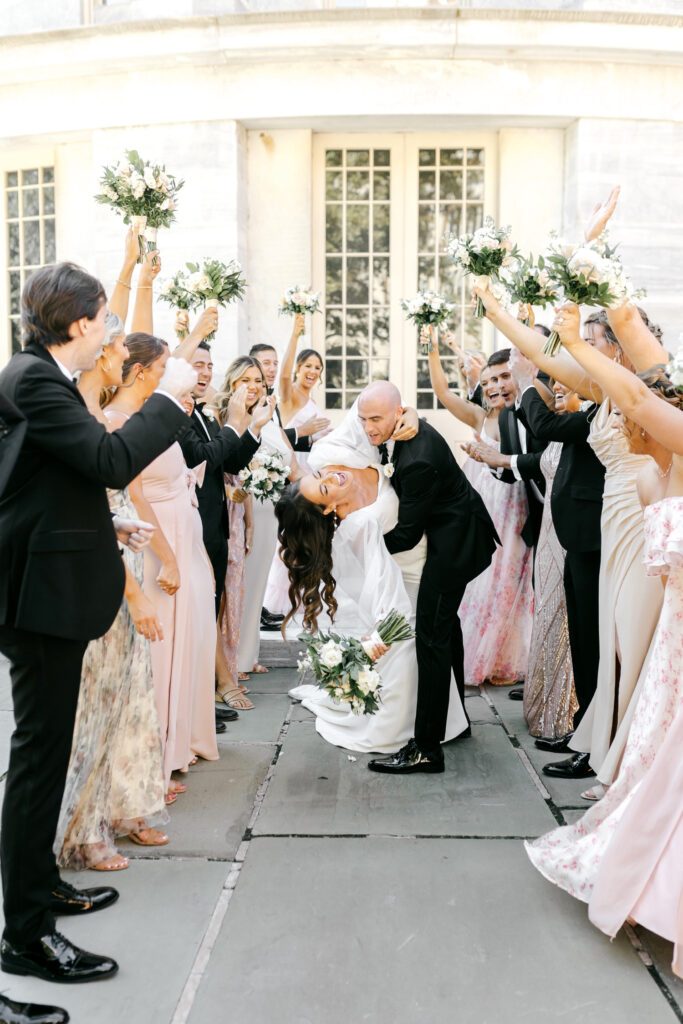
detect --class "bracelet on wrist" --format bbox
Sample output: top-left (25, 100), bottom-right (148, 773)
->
top-left (137, 285), bottom-right (153, 289)
top-left (116, 279), bottom-right (132, 289)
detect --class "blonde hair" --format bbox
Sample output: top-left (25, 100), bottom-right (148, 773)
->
top-left (214, 356), bottom-right (265, 424)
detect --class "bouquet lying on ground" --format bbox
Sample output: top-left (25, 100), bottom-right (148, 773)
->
top-left (505, 255), bottom-right (559, 326)
top-left (541, 233), bottom-right (642, 356)
top-left (239, 450), bottom-right (290, 504)
top-left (446, 216), bottom-right (519, 318)
top-left (158, 271), bottom-right (194, 337)
top-left (297, 609), bottom-right (415, 716)
top-left (279, 286), bottom-right (321, 333)
top-left (401, 291), bottom-right (456, 355)
top-left (95, 149), bottom-right (184, 261)
top-left (184, 258), bottom-right (246, 340)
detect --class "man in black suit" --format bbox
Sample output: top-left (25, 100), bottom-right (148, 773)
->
top-left (357, 381), bottom-right (499, 774)
top-left (0, 263), bottom-right (196, 985)
top-left (518, 385), bottom-right (605, 778)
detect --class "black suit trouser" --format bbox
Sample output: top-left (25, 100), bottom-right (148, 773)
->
top-left (205, 538), bottom-right (228, 620)
top-left (0, 625), bottom-right (87, 945)
top-left (562, 549), bottom-right (601, 728)
top-left (414, 573), bottom-right (469, 752)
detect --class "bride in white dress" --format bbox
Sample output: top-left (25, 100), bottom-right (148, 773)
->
top-left (278, 404), bottom-right (469, 754)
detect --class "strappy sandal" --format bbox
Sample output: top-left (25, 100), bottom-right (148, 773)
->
top-left (127, 828), bottom-right (169, 847)
top-left (165, 790), bottom-right (177, 805)
top-left (238, 672), bottom-right (251, 682)
top-left (251, 664), bottom-right (269, 674)
top-left (91, 854), bottom-right (129, 871)
top-left (581, 783), bottom-right (607, 802)
top-left (217, 686), bottom-right (254, 711)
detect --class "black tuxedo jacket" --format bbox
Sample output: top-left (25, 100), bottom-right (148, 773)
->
top-left (0, 394), bottom-right (27, 498)
top-left (273, 402), bottom-right (311, 453)
top-left (383, 420), bottom-right (499, 590)
top-left (179, 404), bottom-right (260, 555)
top-left (519, 388), bottom-right (605, 554)
top-left (496, 405), bottom-right (546, 548)
top-left (0, 343), bottom-right (189, 641)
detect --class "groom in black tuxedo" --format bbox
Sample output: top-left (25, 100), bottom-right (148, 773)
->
top-left (357, 381), bottom-right (499, 774)
top-left (0, 263), bottom-right (195, 985)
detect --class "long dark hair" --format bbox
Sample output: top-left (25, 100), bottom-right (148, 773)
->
top-left (294, 348), bottom-right (324, 381)
top-left (275, 481), bottom-right (338, 633)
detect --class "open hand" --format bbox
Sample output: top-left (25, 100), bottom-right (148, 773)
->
top-left (584, 186), bottom-right (620, 242)
top-left (298, 413), bottom-right (331, 438)
top-left (192, 307), bottom-right (219, 341)
top-left (113, 517), bottom-right (155, 552)
top-left (174, 310), bottom-right (190, 338)
top-left (251, 394), bottom-right (277, 434)
top-left (392, 406), bottom-right (419, 441)
top-left (139, 249), bottom-right (161, 285)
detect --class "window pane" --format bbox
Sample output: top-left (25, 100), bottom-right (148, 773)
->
top-left (372, 256), bottom-right (390, 305)
top-left (21, 169), bottom-right (39, 185)
top-left (345, 257), bottom-right (369, 305)
top-left (345, 308), bottom-right (369, 357)
top-left (419, 149), bottom-right (435, 167)
top-left (24, 220), bottom-right (40, 265)
top-left (326, 171), bottom-right (342, 201)
top-left (372, 310), bottom-right (390, 357)
top-left (42, 167), bottom-right (54, 183)
top-left (417, 360), bottom-right (432, 389)
top-left (440, 169), bottom-right (463, 201)
top-left (439, 204), bottom-right (461, 241)
top-left (43, 186), bottom-right (55, 215)
top-left (371, 358), bottom-right (389, 381)
top-left (417, 391), bottom-right (433, 409)
top-left (8, 222), bottom-right (20, 266)
top-left (344, 390), bottom-right (361, 410)
top-left (325, 150), bottom-right (342, 167)
top-left (325, 358), bottom-right (343, 390)
top-left (11, 318), bottom-right (22, 354)
top-left (372, 204), bottom-right (390, 253)
top-left (418, 171), bottom-right (436, 201)
top-left (346, 170), bottom-right (370, 201)
top-left (325, 308), bottom-right (343, 355)
top-left (326, 391), bottom-right (342, 409)
top-left (373, 171), bottom-right (390, 201)
top-left (418, 204), bottom-right (435, 252)
top-left (44, 219), bottom-right (56, 263)
top-left (466, 169), bottom-right (484, 201)
top-left (418, 256), bottom-right (435, 293)
top-left (9, 271), bottom-right (21, 315)
top-left (346, 359), bottom-right (369, 387)
top-left (347, 150), bottom-right (369, 167)
top-left (441, 148), bottom-right (463, 166)
top-left (22, 188), bottom-right (40, 217)
top-left (6, 171), bottom-right (18, 187)
top-left (326, 257), bottom-right (343, 305)
top-left (466, 148), bottom-right (484, 167)
top-left (373, 149), bottom-right (390, 166)
top-left (346, 204), bottom-right (369, 252)
top-left (326, 205), bottom-right (342, 253)
top-left (6, 190), bottom-right (18, 219)
top-left (466, 204), bottom-right (484, 234)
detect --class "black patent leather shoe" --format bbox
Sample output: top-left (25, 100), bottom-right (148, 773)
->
top-left (535, 731), bottom-right (574, 753)
top-left (215, 719), bottom-right (227, 733)
top-left (50, 880), bottom-right (118, 917)
top-left (508, 686), bottom-right (524, 702)
top-left (214, 703), bottom-right (239, 722)
top-left (260, 608), bottom-right (285, 630)
top-left (0, 993), bottom-right (69, 1023)
top-left (368, 739), bottom-right (444, 774)
top-left (1, 931), bottom-right (118, 984)
top-left (542, 751), bottom-right (595, 779)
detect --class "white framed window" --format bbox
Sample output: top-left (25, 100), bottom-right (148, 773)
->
top-left (312, 132), bottom-right (497, 427)
top-left (4, 164), bottom-right (56, 358)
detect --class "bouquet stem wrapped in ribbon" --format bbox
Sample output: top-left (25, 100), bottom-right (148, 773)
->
top-left (95, 150), bottom-right (183, 264)
top-left (297, 609), bottom-right (415, 716)
top-left (446, 216), bottom-right (519, 319)
top-left (401, 291), bottom-right (455, 355)
top-left (157, 270), bottom-right (194, 337)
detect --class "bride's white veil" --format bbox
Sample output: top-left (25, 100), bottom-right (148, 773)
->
top-left (308, 397), bottom-right (376, 471)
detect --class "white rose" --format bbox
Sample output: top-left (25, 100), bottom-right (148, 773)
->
top-left (160, 279), bottom-right (175, 296)
top-left (251, 467), bottom-right (268, 483)
top-left (537, 268), bottom-right (551, 288)
top-left (115, 160), bottom-right (132, 179)
top-left (334, 687), bottom-right (344, 698)
top-left (357, 668), bottom-right (380, 695)
top-left (319, 640), bottom-right (344, 669)
top-left (567, 247), bottom-right (602, 280)
top-left (187, 272), bottom-right (211, 293)
top-left (143, 167), bottom-right (157, 189)
top-left (132, 179), bottom-right (145, 200)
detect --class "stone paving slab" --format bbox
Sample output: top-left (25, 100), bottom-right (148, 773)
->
top-left (0, 657), bottom-right (11, 713)
top-left (120, 744), bottom-right (273, 860)
top-left (482, 683), bottom-right (527, 733)
top-left (0, 709), bottom-right (14, 776)
top-left (217, 693), bottom-right (290, 744)
top-left (188, 837), bottom-right (674, 1024)
top-left (517, 737), bottom-right (594, 809)
top-left (2, 859), bottom-right (228, 1024)
top-left (464, 690), bottom-right (498, 724)
top-left (242, 666), bottom-right (297, 694)
top-left (255, 720), bottom-right (556, 838)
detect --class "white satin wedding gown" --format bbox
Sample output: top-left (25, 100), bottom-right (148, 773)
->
top-left (288, 404), bottom-right (469, 754)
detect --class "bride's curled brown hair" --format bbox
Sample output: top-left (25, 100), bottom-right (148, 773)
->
top-left (275, 481), bottom-right (338, 634)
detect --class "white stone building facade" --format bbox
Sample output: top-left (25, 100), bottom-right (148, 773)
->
top-left (1, 0), bottom-right (682, 437)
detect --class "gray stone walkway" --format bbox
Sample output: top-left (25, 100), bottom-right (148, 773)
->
top-left (0, 654), bottom-right (681, 1024)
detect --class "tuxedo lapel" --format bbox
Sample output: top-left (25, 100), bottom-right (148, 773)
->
top-left (22, 343), bottom-right (87, 406)
top-left (500, 407), bottom-right (522, 456)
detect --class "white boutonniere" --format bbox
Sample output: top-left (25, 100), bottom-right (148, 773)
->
top-left (383, 461), bottom-right (395, 479)
top-left (203, 406), bottom-right (216, 422)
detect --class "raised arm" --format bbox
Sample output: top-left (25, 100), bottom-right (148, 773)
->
top-left (473, 282), bottom-right (603, 402)
top-left (172, 308), bottom-right (219, 363)
top-left (278, 312), bottom-right (305, 411)
top-left (554, 304), bottom-right (683, 455)
top-left (109, 227), bottom-right (140, 325)
top-left (130, 249), bottom-right (161, 334)
top-left (607, 303), bottom-right (668, 372)
top-left (427, 329), bottom-right (485, 431)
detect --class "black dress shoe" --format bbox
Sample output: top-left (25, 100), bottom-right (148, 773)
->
top-left (0, 993), bottom-right (69, 1023)
top-left (1, 931), bottom-right (118, 984)
top-left (215, 719), bottom-right (227, 733)
top-left (542, 751), bottom-right (595, 779)
top-left (508, 686), bottom-right (524, 701)
top-left (214, 703), bottom-right (239, 722)
top-left (368, 739), bottom-right (444, 774)
top-left (260, 608), bottom-right (285, 630)
top-left (50, 880), bottom-right (118, 917)
top-left (535, 731), bottom-right (574, 753)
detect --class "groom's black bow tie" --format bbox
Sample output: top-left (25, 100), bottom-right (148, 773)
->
top-left (378, 443), bottom-right (389, 465)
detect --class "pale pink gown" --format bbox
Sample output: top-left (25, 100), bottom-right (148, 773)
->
top-left (262, 396), bottom-right (319, 615)
top-left (460, 422), bottom-right (535, 685)
top-left (140, 441), bottom-right (218, 784)
top-left (526, 496), bottom-right (683, 969)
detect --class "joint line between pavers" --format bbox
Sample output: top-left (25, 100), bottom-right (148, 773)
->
top-left (624, 923), bottom-right (683, 1022)
top-left (170, 702), bottom-right (295, 1024)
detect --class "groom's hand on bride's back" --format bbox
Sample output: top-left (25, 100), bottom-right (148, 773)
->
top-left (391, 406), bottom-right (419, 442)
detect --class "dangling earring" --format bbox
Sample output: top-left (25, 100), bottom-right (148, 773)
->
top-left (139, 373), bottom-right (145, 382)
top-left (640, 427), bottom-right (646, 439)
top-left (100, 356), bottom-right (112, 373)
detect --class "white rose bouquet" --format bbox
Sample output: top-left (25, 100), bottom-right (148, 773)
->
top-left (279, 286), bottom-right (321, 334)
top-left (446, 216), bottom-right (519, 318)
top-left (157, 271), bottom-right (195, 337)
top-left (297, 609), bottom-right (415, 716)
top-left (95, 149), bottom-right (184, 262)
top-left (401, 291), bottom-right (456, 355)
top-left (238, 450), bottom-right (290, 504)
top-left (505, 255), bottom-right (559, 326)
top-left (541, 232), bottom-right (643, 356)
top-left (184, 257), bottom-right (247, 341)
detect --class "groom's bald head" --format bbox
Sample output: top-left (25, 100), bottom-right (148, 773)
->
top-left (358, 381), bottom-right (403, 446)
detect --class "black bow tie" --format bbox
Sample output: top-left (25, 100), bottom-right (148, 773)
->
top-left (378, 443), bottom-right (389, 465)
